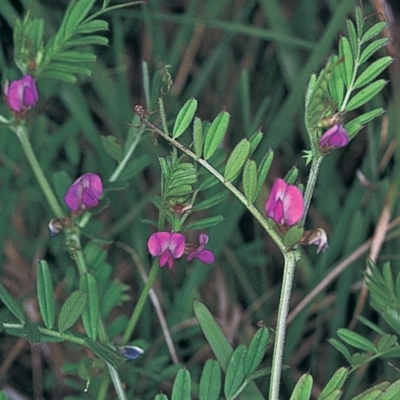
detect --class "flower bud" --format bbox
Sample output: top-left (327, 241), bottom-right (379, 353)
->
top-left (4, 75), bottom-right (39, 113)
top-left (64, 173), bottom-right (103, 213)
top-left (319, 124), bottom-right (349, 152)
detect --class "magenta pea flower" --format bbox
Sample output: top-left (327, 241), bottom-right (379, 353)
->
top-left (319, 124), bottom-right (349, 152)
top-left (64, 173), bottom-right (103, 212)
top-left (187, 234), bottom-right (215, 264)
top-left (147, 232), bottom-right (186, 269)
top-left (265, 178), bottom-right (304, 226)
top-left (4, 75), bottom-right (39, 113)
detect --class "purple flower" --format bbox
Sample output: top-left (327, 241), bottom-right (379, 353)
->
top-left (64, 173), bottom-right (103, 212)
top-left (265, 178), bottom-right (304, 226)
top-left (187, 234), bottom-right (215, 264)
top-left (4, 75), bottom-right (39, 112)
top-left (147, 232), bottom-right (186, 269)
top-left (319, 124), bottom-right (349, 152)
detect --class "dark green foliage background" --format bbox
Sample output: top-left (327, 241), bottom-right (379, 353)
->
top-left (0, 0), bottom-right (399, 399)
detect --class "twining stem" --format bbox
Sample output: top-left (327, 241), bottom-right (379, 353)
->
top-left (268, 251), bottom-right (297, 400)
top-left (121, 260), bottom-right (160, 345)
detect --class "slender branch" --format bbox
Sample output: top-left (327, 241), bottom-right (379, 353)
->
top-left (121, 260), bottom-right (160, 345)
top-left (268, 251), bottom-right (297, 400)
top-left (134, 106), bottom-right (286, 253)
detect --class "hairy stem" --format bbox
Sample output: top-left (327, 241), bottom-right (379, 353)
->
top-left (268, 251), bottom-right (297, 400)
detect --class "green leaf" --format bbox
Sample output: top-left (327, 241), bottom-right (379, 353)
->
top-left (377, 334), bottom-right (398, 352)
top-left (173, 97), bottom-right (198, 138)
top-left (249, 130), bottom-right (263, 154)
top-left (101, 136), bottom-right (123, 162)
top-left (224, 139), bottom-right (251, 182)
top-left (155, 395), bottom-right (169, 400)
top-left (285, 167), bottom-right (299, 185)
top-left (58, 290), bottom-right (87, 333)
top-left (283, 226), bottom-right (304, 247)
top-left (345, 108), bottom-right (385, 138)
top-left (319, 390), bottom-right (342, 400)
top-left (346, 79), bottom-right (386, 111)
top-left (329, 339), bottom-right (351, 362)
top-left (171, 368), bottom-right (191, 400)
top-left (193, 300), bottom-right (266, 400)
top-left (186, 215), bottom-right (224, 231)
top-left (39, 70), bottom-right (77, 83)
top-left (225, 345), bottom-right (247, 399)
top-left (203, 111), bottom-right (230, 160)
top-left (350, 352), bottom-right (368, 366)
top-left (245, 327), bottom-right (269, 375)
top-left (192, 192), bottom-right (229, 212)
top-left (359, 38), bottom-right (389, 64)
top-left (67, 35), bottom-right (109, 47)
top-left (37, 260), bottom-right (55, 329)
top-left (381, 380), bottom-right (400, 400)
top-left (51, 50), bottom-right (97, 63)
top-left (351, 389), bottom-right (383, 400)
top-left (256, 149), bottom-right (274, 194)
top-left (22, 322), bottom-right (41, 344)
top-left (84, 338), bottom-right (125, 368)
top-left (243, 159), bottom-right (258, 204)
top-left (328, 55), bottom-right (345, 107)
top-left (75, 19), bottom-right (109, 35)
top-left (289, 373), bottom-right (313, 400)
top-left (80, 274), bottom-right (99, 341)
top-left (193, 299), bottom-right (233, 370)
top-left (339, 37), bottom-right (354, 88)
top-left (337, 328), bottom-right (377, 352)
top-left (361, 21), bottom-right (387, 44)
top-left (382, 308), bottom-right (400, 334)
top-left (354, 56), bottom-right (392, 89)
top-left (346, 19), bottom-right (358, 57)
top-left (0, 283), bottom-right (26, 323)
top-left (199, 360), bottom-right (221, 400)
top-left (65, 0), bottom-right (97, 33)
top-left (168, 184), bottom-right (193, 197)
top-left (317, 367), bottom-right (348, 400)
top-left (354, 6), bottom-right (364, 39)
top-left (193, 117), bottom-right (204, 158)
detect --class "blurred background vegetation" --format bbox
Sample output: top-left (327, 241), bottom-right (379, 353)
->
top-left (0, 0), bottom-right (400, 398)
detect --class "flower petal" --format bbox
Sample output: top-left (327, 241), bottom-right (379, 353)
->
top-left (169, 232), bottom-right (186, 258)
top-left (282, 185), bottom-right (304, 226)
top-left (147, 232), bottom-right (172, 257)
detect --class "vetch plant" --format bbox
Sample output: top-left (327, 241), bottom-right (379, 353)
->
top-left (0, 2), bottom-right (398, 400)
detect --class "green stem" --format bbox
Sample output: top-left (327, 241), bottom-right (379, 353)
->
top-left (300, 155), bottom-right (323, 227)
top-left (121, 260), bottom-right (160, 345)
top-left (108, 122), bottom-right (145, 183)
top-left (3, 323), bottom-right (86, 345)
top-left (268, 251), bottom-right (297, 400)
top-left (107, 364), bottom-right (128, 400)
top-left (13, 124), bottom-right (64, 218)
